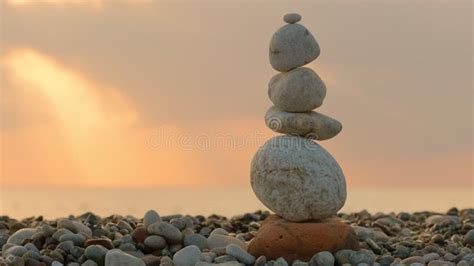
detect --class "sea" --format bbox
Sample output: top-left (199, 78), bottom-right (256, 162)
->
top-left (1, 187), bottom-right (472, 219)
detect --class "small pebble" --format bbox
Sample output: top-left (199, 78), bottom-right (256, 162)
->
top-left (283, 13), bottom-right (301, 24)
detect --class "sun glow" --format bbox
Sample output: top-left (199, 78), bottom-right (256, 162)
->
top-left (1, 48), bottom-right (248, 188)
top-left (2, 48), bottom-right (144, 186)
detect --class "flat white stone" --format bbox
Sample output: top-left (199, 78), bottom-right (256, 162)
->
top-left (265, 106), bottom-right (342, 140)
top-left (269, 24), bottom-right (320, 72)
top-left (268, 67), bottom-right (326, 112)
top-left (251, 135), bottom-right (346, 222)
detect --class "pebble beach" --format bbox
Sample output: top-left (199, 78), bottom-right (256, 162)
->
top-left (1, 208), bottom-right (474, 266)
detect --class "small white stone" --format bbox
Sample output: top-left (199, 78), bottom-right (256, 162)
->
top-left (251, 135), bottom-right (346, 222)
top-left (269, 24), bottom-right (320, 72)
top-left (283, 13), bottom-right (301, 24)
top-left (269, 67), bottom-right (326, 112)
top-left (265, 106), bottom-right (342, 140)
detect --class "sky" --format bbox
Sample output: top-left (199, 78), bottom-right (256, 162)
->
top-left (1, 0), bottom-right (472, 189)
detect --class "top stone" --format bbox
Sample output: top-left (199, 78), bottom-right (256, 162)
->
top-left (283, 13), bottom-right (301, 24)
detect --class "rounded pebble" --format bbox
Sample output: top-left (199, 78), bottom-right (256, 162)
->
top-left (283, 13), bottom-right (301, 24)
top-left (268, 67), bottom-right (326, 112)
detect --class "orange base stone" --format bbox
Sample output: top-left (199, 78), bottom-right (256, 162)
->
top-left (248, 215), bottom-right (360, 262)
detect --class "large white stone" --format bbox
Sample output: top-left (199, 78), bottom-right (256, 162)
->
top-left (250, 135), bottom-right (346, 222)
top-left (268, 67), bottom-right (326, 112)
top-left (269, 24), bottom-right (320, 72)
top-left (265, 106), bottom-right (342, 140)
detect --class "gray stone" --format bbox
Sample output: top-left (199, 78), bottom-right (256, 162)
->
top-left (426, 215), bottom-right (461, 226)
top-left (143, 210), bottom-right (162, 229)
top-left (207, 234), bottom-right (247, 251)
top-left (142, 254), bottom-right (160, 266)
top-left (201, 252), bottom-right (216, 263)
top-left (56, 240), bottom-right (74, 253)
top-left (226, 244), bottom-right (255, 264)
top-left (172, 245), bottom-right (201, 266)
top-left (283, 13), bottom-right (301, 24)
top-left (84, 245), bottom-right (108, 265)
top-left (195, 262), bottom-right (213, 266)
top-left (104, 249), bottom-right (145, 266)
top-left (293, 260), bottom-right (309, 266)
top-left (70, 246), bottom-right (84, 258)
top-left (274, 257), bottom-right (289, 266)
top-left (352, 226), bottom-right (389, 242)
top-left (147, 222), bottom-right (182, 244)
top-left (335, 249), bottom-right (376, 265)
top-left (401, 256), bottom-right (423, 265)
top-left (82, 260), bottom-right (99, 266)
top-left (215, 255), bottom-right (237, 263)
top-left (251, 135), bottom-right (346, 221)
top-left (53, 228), bottom-right (74, 241)
top-left (51, 262), bottom-right (63, 266)
top-left (210, 228), bottom-right (229, 236)
top-left (423, 253), bottom-right (440, 262)
top-left (23, 243), bottom-right (39, 253)
top-left (170, 218), bottom-right (186, 230)
top-left (183, 233), bottom-right (208, 250)
top-left (160, 256), bottom-right (173, 266)
top-left (42, 224), bottom-right (55, 237)
top-left (5, 254), bottom-right (25, 266)
top-left (269, 23), bottom-right (320, 72)
top-left (310, 251), bottom-right (335, 266)
top-left (427, 260), bottom-right (455, 266)
top-left (72, 221), bottom-right (92, 237)
top-left (23, 250), bottom-right (41, 260)
top-left (57, 219), bottom-right (78, 233)
top-left (210, 247), bottom-right (227, 256)
top-left (254, 255), bottom-right (267, 266)
top-left (2, 243), bottom-right (15, 253)
top-left (117, 221), bottom-right (133, 233)
top-left (59, 233), bottom-right (85, 246)
top-left (119, 242), bottom-right (136, 252)
top-left (7, 228), bottom-right (36, 245)
top-left (265, 106), bottom-right (342, 140)
top-left (144, 235), bottom-right (166, 250)
top-left (3, 245), bottom-right (27, 257)
top-left (463, 229), bottom-right (474, 246)
top-left (268, 67), bottom-right (326, 112)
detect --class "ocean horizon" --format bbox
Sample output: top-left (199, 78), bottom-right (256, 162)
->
top-left (1, 186), bottom-right (472, 219)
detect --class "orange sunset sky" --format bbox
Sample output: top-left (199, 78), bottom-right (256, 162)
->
top-left (1, 0), bottom-right (472, 189)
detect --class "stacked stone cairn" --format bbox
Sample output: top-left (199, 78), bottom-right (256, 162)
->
top-left (249, 13), bottom-right (359, 262)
